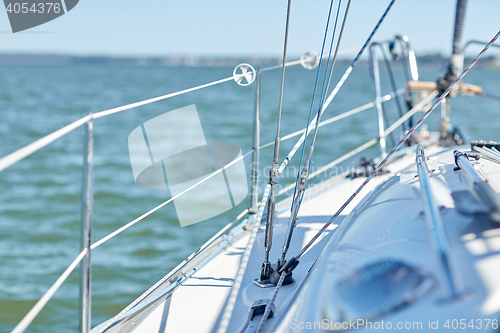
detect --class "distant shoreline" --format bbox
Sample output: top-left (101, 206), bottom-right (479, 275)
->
top-left (0, 53), bottom-right (498, 68)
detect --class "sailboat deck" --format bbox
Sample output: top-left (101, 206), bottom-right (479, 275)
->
top-left (122, 145), bottom-right (447, 332)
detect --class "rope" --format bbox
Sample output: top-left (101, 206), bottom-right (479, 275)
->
top-left (259, 0), bottom-right (370, 328)
top-left (297, 0), bottom-right (337, 169)
top-left (92, 92), bottom-right (406, 251)
top-left (255, 29), bottom-right (500, 332)
top-left (270, 30), bottom-right (497, 330)
top-left (12, 79), bottom-right (396, 333)
top-left (94, 87), bottom-right (409, 250)
top-left (304, 0), bottom-right (350, 178)
top-left (282, 0), bottom-right (349, 265)
top-left (317, 0), bottom-right (350, 126)
top-left (4, 45), bottom-right (370, 333)
top-left (320, 0), bottom-right (396, 116)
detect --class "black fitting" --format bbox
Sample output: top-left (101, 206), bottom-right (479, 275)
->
top-left (437, 72), bottom-right (456, 96)
top-left (279, 257), bottom-right (299, 274)
top-left (454, 150), bottom-right (465, 170)
top-left (249, 299), bottom-right (275, 320)
top-left (267, 258), bottom-right (299, 286)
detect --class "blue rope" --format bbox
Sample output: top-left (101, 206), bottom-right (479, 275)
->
top-left (291, 0), bottom-right (338, 206)
top-left (300, 0), bottom-right (343, 207)
top-left (314, 0), bottom-right (343, 146)
top-left (294, 0), bottom-right (396, 208)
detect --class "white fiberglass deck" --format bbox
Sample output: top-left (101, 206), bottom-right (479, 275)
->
top-left (100, 143), bottom-right (500, 333)
top-left (118, 145), bottom-right (431, 333)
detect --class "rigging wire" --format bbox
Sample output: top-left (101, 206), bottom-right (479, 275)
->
top-left (257, 29), bottom-right (500, 333)
top-left (293, 0), bottom-right (339, 202)
top-left (272, 1), bottom-right (398, 180)
top-left (258, 0), bottom-right (292, 286)
top-left (272, 0), bottom-right (292, 166)
top-left (281, 0), bottom-right (347, 264)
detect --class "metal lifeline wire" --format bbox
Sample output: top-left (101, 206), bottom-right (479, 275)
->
top-left (0, 47), bottom-right (362, 176)
top-left (90, 149), bottom-right (254, 249)
top-left (256, 30), bottom-right (500, 332)
top-left (0, 75), bottom-right (246, 173)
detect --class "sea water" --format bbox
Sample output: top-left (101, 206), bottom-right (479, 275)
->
top-left (0, 63), bottom-right (498, 332)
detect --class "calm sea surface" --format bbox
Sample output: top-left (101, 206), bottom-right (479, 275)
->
top-left (0, 62), bottom-right (498, 332)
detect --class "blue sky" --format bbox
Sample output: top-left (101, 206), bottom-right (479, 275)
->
top-left (0, 0), bottom-right (498, 57)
